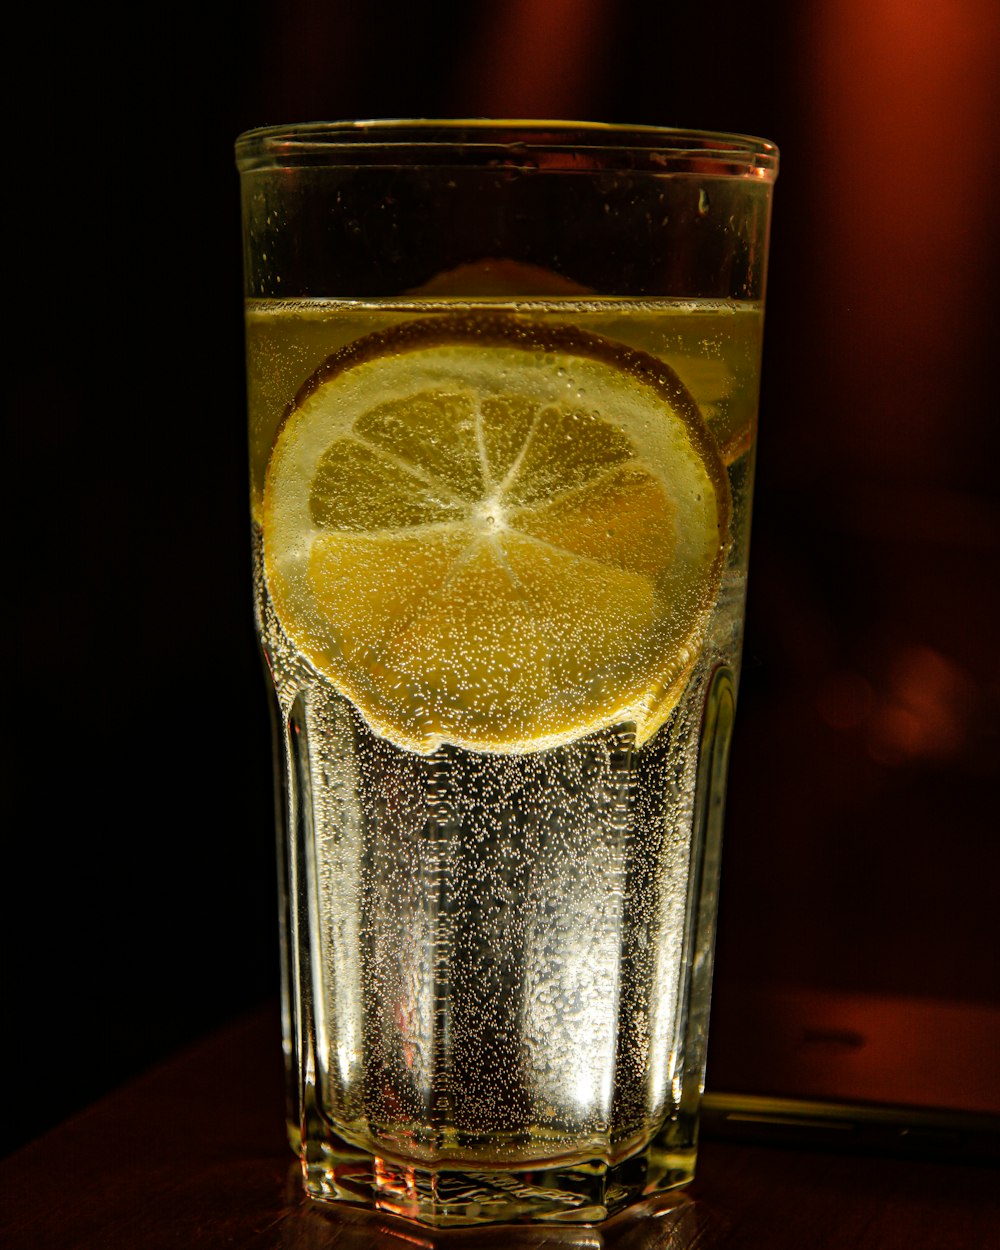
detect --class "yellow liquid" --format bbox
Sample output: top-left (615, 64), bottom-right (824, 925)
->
top-left (246, 298), bottom-right (763, 513)
top-left (248, 298), bottom-right (761, 1206)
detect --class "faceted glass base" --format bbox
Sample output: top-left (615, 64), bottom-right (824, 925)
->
top-left (300, 1117), bottom-right (698, 1227)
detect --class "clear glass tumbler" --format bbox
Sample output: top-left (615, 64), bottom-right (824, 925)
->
top-left (236, 120), bottom-right (777, 1227)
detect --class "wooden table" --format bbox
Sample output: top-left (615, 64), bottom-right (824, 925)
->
top-left (2, 1006), bottom-right (996, 1249)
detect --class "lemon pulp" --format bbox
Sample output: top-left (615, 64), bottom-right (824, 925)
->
top-left (262, 315), bottom-right (729, 754)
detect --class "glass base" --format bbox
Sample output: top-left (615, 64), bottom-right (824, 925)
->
top-left (299, 1118), bottom-right (698, 1227)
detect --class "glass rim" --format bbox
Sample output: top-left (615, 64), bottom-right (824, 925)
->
top-left (235, 118), bottom-right (778, 179)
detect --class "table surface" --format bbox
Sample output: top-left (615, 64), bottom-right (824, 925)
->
top-left (2, 1006), bottom-right (996, 1250)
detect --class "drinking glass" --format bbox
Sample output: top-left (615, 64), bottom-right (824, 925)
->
top-left (236, 120), bottom-right (777, 1227)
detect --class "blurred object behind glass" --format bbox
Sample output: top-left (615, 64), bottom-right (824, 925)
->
top-left (709, 0), bottom-right (1000, 1129)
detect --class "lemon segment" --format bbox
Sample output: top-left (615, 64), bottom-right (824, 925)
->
top-left (309, 439), bottom-right (468, 531)
top-left (308, 530), bottom-right (471, 662)
top-left (262, 315), bottom-right (729, 754)
top-left (508, 465), bottom-right (676, 578)
top-left (354, 392), bottom-right (486, 500)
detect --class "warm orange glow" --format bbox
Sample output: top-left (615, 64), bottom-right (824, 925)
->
top-left (807, 0), bottom-right (1000, 478)
top-left (867, 643), bottom-right (972, 765)
top-left (770, 988), bottom-right (1000, 1114)
top-left (817, 645), bottom-right (976, 766)
top-left (459, 0), bottom-right (612, 119)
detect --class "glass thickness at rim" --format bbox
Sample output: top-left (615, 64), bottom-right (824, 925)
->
top-left (235, 119), bottom-right (778, 178)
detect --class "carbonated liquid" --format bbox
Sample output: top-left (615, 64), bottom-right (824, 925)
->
top-left (248, 298), bottom-right (760, 1216)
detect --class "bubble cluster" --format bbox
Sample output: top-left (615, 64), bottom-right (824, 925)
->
top-left (294, 668), bottom-right (711, 1163)
top-left (249, 297), bottom-right (759, 1170)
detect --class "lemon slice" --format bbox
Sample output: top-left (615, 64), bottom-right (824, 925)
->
top-left (263, 315), bottom-right (729, 754)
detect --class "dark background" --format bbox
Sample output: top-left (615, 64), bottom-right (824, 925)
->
top-left (6, 0), bottom-right (999, 1154)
